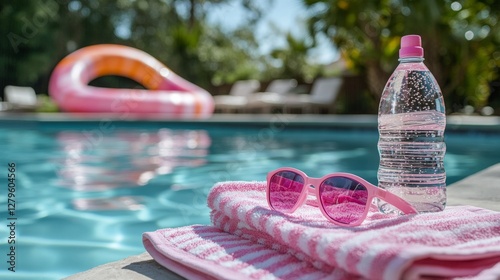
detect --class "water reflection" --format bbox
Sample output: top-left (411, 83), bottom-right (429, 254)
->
top-left (72, 196), bottom-right (144, 211)
top-left (56, 129), bottom-right (211, 210)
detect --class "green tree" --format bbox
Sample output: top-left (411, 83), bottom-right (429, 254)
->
top-left (124, 0), bottom-right (266, 89)
top-left (266, 32), bottom-right (322, 83)
top-left (0, 0), bottom-right (128, 94)
top-left (0, 0), bottom-right (60, 93)
top-left (303, 0), bottom-right (500, 111)
top-left (198, 26), bottom-right (263, 85)
top-left (1, 0), bottom-right (268, 95)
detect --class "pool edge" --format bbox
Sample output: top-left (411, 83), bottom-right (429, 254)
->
top-left (1, 113), bottom-right (500, 132)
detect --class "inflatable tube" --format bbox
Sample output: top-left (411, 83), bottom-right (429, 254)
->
top-left (48, 44), bottom-right (214, 118)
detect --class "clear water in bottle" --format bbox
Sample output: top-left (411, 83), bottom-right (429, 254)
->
top-left (377, 111), bottom-right (446, 214)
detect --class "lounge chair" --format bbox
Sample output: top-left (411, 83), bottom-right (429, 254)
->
top-left (250, 77), bottom-right (343, 114)
top-left (0, 97), bottom-right (8, 111)
top-left (262, 79), bottom-right (298, 95)
top-left (246, 79), bottom-right (298, 112)
top-left (3, 85), bottom-right (39, 111)
top-left (213, 80), bottom-right (261, 113)
top-left (214, 79), bottom-right (298, 113)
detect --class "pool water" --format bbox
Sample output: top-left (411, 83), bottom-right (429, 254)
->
top-left (0, 123), bottom-right (499, 279)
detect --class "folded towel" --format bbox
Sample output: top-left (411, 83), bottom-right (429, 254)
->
top-left (143, 225), bottom-right (352, 279)
top-left (207, 181), bottom-right (500, 280)
top-left (143, 225), bottom-right (500, 280)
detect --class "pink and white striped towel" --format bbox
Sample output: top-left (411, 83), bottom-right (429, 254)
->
top-left (143, 224), bottom-right (500, 280)
top-left (207, 181), bottom-right (500, 280)
top-left (143, 225), bottom-right (352, 279)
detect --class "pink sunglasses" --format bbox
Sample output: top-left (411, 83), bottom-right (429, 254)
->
top-left (266, 167), bottom-right (417, 226)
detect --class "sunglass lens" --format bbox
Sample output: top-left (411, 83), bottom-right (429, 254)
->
top-left (319, 177), bottom-right (368, 225)
top-left (269, 171), bottom-right (305, 212)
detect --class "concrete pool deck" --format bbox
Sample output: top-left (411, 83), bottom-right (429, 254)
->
top-left (64, 163), bottom-right (500, 280)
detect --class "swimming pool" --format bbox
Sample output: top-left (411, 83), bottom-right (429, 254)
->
top-left (0, 116), bottom-right (499, 279)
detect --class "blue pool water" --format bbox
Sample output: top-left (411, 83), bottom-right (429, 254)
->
top-left (0, 121), bottom-right (499, 279)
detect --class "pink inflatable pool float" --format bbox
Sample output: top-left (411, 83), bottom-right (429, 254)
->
top-left (48, 44), bottom-right (214, 118)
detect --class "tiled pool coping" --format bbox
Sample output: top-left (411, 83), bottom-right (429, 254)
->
top-left (64, 163), bottom-right (500, 280)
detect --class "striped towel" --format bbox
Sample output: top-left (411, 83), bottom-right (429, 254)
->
top-left (207, 181), bottom-right (500, 280)
top-left (143, 181), bottom-right (500, 280)
top-left (143, 225), bottom-right (350, 279)
top-left (142, 224), bottom-right (500, 280)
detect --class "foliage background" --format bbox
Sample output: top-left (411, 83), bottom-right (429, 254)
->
top-left (1, 0), bottom-right (499, 113)
top-left (304, 0), bottom-right (500, 112)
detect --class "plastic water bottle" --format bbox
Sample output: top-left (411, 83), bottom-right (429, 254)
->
top-left (377, 35), bottom-right (446, 214)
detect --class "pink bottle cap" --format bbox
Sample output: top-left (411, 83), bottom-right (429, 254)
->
top-left (399, 35), bottom-right (424, 58)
